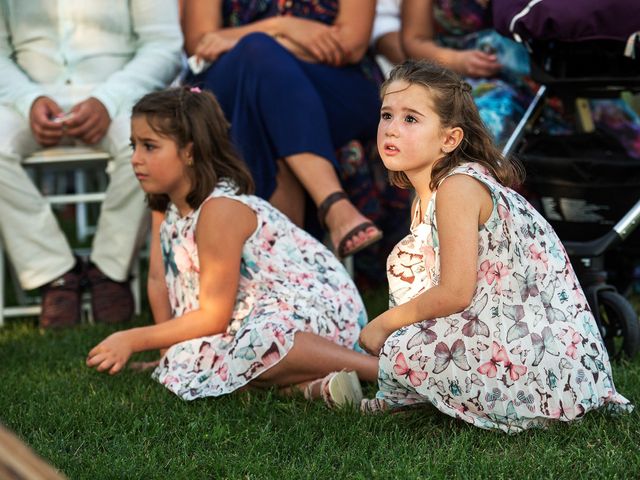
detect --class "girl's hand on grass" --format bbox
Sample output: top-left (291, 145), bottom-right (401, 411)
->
top-left (86, 331), bottom-right (133, 375)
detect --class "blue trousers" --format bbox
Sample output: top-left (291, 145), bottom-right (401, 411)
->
top-left (190, 32), bottom-right (381, 199)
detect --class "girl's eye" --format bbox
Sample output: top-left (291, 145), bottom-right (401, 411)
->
top-left (405, 115), bottom-right (417, 123)
top-left (144, 143), bottom-right (155, 151)
top-left (381, 112), bottom-right (391, 120)
top-left (129, 142), bottom-right (136, 151)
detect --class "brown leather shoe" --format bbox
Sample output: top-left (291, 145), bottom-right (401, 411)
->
top-left (86, 265), bottom-right (134, 324)
top-left (40, 271), bottom-right (82, 328)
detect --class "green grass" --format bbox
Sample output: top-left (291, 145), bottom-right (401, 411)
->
top-left (1, 300), bottom-right (639, 479)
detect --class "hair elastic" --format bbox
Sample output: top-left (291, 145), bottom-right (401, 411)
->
top-left (190, 86), bottom-right (202, 93)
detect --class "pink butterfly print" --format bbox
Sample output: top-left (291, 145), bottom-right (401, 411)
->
top-left (564, 328), bottom-right (582, 360)
top-left (478, 261), bottom-right (509, 293)
top-left (548, 401), bottom-right (586, 420)
top-left (393, 352), bottom-right (428, 387)
top-left (406, 320), bottom-right (438, 349)
top-left (478, 260), bottom-right (496, 284)
top-left (273, 328), bottom-right (287, 346)
top-left (433, 339), bottom-right (471, 374)
top-left (504, 358), bottom-right (528, 381)
top-left (528, 244), bottom-right (548, 270)
top-left (215, 362), bottom-right (229, 382)
top-left (461, 293), bottom-right (490, 338)
top-left (477, 341), bottom-right (509, 378)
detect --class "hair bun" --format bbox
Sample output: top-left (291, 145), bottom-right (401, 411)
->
top-left (459, 81), bottom-right (472, 93)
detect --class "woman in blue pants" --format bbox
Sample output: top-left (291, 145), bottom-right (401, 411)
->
top-left (183, 0), bottom-right (384, 260)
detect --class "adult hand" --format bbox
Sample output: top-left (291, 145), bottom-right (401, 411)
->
top-left (453, 49), bottom-right (501, 78)
top-left (86, 331), bottom-right (134, 375)
top-left (358, 312), bottom-right (395, 357)
top-left (278, 18), bottom-right (346, 66)
top-left (64, 97), bottom-right (111, 145)
top-left (195, 31), bottom-right (238, 62)
top-left (29, 96), bottom-right (65, 147)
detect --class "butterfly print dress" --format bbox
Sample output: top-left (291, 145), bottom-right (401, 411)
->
top-left (376, 163), bottom-right (632, 433)
top-left (152, 180), bottom-right (366, 399)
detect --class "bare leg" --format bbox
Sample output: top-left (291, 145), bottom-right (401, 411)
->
top-left (270, 159), bottom-right (305, 227)
top-left (284, 152), bottom-right (380, 254)
top-left (251, 332), bottom-right (379, 391)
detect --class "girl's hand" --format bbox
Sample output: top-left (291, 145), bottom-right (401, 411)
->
top-left (453, 49), bottom-right (501, 78)
top-left (194, 31), bottom-right (238, 62)
top-left (358, 312), bottom-right (395, 357)
top-left (86, 331), bottom-right (134, 375)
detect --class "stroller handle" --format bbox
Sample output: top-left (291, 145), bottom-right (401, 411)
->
top-left (563, 198), bottom-right (640, 258)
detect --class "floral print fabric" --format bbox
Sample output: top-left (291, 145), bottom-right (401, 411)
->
top-left (152, 180), bottom-right (366, 400)
top-left (376, 163), bottom-right (632, 433)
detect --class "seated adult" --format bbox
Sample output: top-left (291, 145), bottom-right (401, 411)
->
top-left (182, 0), bottom-right (383, 259)
top-left (0, 1), bottom-right (183, 327)
top-left (401, 0), bottom-right (532, 147)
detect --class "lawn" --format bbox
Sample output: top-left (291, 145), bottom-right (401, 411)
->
top-left (1, 291), bottom-right (639, 479)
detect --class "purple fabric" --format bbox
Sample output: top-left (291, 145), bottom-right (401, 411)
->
top-left (492, 0), bottom-right (640, 43)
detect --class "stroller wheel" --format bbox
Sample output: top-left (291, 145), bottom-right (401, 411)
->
top-left (597, 290), bottom-right (640, 360)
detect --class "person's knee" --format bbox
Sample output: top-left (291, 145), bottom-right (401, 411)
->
top-left (231, 32), bottom-right (292, 73)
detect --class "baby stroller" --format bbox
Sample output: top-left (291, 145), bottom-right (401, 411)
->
top-left (493, 0), bottom-right (640, 358)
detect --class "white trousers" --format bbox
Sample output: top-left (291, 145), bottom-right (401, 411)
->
top-left (0, 86), bottom-right (147, 289)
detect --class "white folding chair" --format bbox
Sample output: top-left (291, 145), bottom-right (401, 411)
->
top-left (0, 146), bottom-right (141, 326)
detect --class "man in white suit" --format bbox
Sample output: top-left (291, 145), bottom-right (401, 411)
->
top-left (0, 1), bottom-right (183, 327)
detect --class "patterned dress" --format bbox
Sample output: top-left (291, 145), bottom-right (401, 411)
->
top-left (376, 163), bottom-right (632, 433)
top-left (152, 180), bottom-right (366, 400)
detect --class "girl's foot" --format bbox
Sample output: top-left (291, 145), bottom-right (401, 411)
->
top-left (317, 192), bottom-right (383, 259)
top-left (360, 397), bottom-right (389, 414)
top-left (304, 370), bottom-right (363, 408)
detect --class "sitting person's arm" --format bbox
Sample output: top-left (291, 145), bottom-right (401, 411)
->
top-left (401, 0), bottom-right (500, 78)
top-left (184, 0), bottom-right (375, 66)
top-left (87, 197), bottom-right (257, 374)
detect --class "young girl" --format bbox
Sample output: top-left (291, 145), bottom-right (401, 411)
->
top-left (86, 88), bottom-right (378, 405)
top-left (357, 60), bottom-right (632, 432)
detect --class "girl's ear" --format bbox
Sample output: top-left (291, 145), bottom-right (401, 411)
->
top-left (441, 127), bottom-right (464, 154)
top-left (182, 142), bottom-right (195, 165)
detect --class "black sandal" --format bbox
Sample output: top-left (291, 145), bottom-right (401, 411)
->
top-left (317, 191), bottom-right (383, 259)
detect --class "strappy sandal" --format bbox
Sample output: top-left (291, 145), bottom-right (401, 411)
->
top-left (317, 191), bottom-right (383, 259)
top-left (304, 370), bottom-right (363, 408)
top-left (360, 398), bottom-right (389, 415)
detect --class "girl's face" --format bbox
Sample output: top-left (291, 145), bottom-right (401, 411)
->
top-left (130, 115), bottom-right (192, 207)
top-left (378, 81), bottom-right (452, 179)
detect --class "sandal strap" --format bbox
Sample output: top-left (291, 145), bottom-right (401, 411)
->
top-left (320, 372), bottom-right (339, 408)
top-left (316, 191), bottom-right (348, 230)
top-left (303, 378), bottom-right (323, 401)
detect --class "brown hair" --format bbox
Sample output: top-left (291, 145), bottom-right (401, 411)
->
top-left (381, 59), bottom-right (524, 190)
top-left (131, 87), bottom-right (254, 211)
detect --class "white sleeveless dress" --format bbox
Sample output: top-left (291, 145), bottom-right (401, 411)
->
top-left (375, 163), bottom-right (632, 433)
top-left (152, 179), bottom-right (366, 400)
